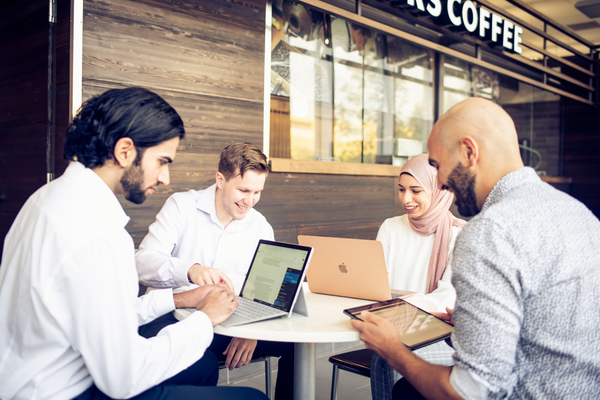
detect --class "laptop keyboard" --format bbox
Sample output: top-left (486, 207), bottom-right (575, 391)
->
top-left (233, 296), bottom-right (286, 321)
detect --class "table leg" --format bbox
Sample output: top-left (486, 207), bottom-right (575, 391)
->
top-left (294, 342), bottom-right (316, 400)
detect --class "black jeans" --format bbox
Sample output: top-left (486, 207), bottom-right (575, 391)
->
top-left (73, 383), bottom-right (267, 400)
top-left (139, 312), bottom-right (295, 400)
top-left (392, 378), bottom-right (427, 400)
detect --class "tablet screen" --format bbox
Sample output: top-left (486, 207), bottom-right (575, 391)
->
top-left (344, 298), bottom-right (453, 350)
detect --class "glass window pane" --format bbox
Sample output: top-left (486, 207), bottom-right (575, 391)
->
top-left (390, 38), bottom-right (434, 166)
top-left (270, 1), bottom-right (333, 161)
top-left (271, 3), bottom-right (433, 166)
top-left (499, 78), bottom-right (561, 176)
top-left (441, 54), bottom-right (561, 177)
top-left (443, 56), bottom-right (472, 113)
top-left (332, 18), bottom-right (364, 163)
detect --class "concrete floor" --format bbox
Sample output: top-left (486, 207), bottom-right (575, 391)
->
top-left (218, 341), bottom-right (371, 400)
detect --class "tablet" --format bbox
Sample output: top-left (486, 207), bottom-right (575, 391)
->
top-left (344, 298), bottom-right (454, 350)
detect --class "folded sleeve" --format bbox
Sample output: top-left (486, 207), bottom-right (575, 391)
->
top-left (135, 288), bottom-right (175, 326)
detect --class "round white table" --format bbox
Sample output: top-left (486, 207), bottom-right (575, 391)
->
top-left (174, 284), bottom-right (434, 400)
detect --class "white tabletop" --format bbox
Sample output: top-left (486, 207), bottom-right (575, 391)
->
top-left (174, 284), bottom-right (436, 400)
top-left (173, 283), bottom-right (436, 343)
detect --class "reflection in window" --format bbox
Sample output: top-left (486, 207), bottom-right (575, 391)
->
top-left (270, 0), bottom-right (434, 166)
top-left (270, 1), bottom-right (333, 160)
top-left (443, 55), bottom-right (500, 113)
top-left (499, 79), bottom-right (561, 176)
top-left (441, 55), bottom-right (560, 176)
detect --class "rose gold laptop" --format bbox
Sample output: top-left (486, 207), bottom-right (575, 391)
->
top-left (297, 235), bottom-right (412, 301)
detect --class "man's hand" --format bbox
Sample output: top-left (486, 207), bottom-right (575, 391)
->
top-left (431, 307), bottom-right (454, 348)
top-left (173, 284), bottom-right (225, 309)
top-left (431, 307), bottom-right (454, 325)
top-left (222, 338), bottom-right (258, 370)
top-left (352, 311), bottom-right (463, 400)
top-left (195, 287), bottom-right (239, 326)
top-left (350, 311), bottom-right (404, 363)
top-left (188, 264), bottom-right (234, 292)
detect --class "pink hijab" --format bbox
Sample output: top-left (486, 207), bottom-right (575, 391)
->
top-left (400, 154), bottom-right (467, 294)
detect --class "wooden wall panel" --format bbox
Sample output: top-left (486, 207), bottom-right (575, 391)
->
top-left (81, 0), bottom-right (267, 245)
top-left (0, 0), bottom-right (51, 257)
top-left (54, 0), bottom-right (73, 179)
top-left (82, 0), bottom-right (264, 102)
top-left (256, 172), bottom-right (405, 243)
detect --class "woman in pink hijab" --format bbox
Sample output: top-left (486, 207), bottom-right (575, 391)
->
top-left (377, 153), bottom-right (466, 310)
top-left (371, 153), bottom-right (467, 400)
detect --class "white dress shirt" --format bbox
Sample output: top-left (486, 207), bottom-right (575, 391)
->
top-left (0, 162), bottom-right (213, 400)
top-left (136, 184), bottom-right (275, 294)
top-left (376, 214), bottom-right (461, 312)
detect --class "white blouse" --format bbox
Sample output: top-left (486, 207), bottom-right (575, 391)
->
top-left (376, 214), bottom-right (462, 312)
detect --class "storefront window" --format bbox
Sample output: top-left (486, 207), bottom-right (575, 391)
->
top-left (442, 55), bottom-right (560, 176)
top-left (270, 1), bottom-right (333, 160)
top-left (442, 55), bottom-right (500, 113)
top-left (499, 80), bottom-right (561, 176)
top-left (270, 2), bottom-right (563, 175)
top-left (270, 0), bottom-right (434, 166)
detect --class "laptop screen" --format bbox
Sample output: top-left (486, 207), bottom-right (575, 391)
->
top-left (240, 240), bottom-right (312, 312)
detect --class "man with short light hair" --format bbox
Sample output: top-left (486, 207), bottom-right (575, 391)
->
top-left (0, 87), bottom-right (267, 400)
top-left (136, 142), bottom-right (295, 400)
top-left (351, 97), bottom-right (600, 399)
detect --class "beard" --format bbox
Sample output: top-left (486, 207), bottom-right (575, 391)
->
top-left (447, 162), bottom-right (480, 217)
top-left (121, 159), bottom-right (147, 205)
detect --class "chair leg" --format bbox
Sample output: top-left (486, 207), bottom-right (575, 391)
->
top-left (330, 364), bottom-right (339, 400)
top-left (264, 357), bottom-right (272, 400)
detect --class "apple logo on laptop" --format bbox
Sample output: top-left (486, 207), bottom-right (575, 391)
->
top-left (339, 263), bottom-right (348, 273)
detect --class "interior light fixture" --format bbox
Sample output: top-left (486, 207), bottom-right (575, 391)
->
top-left (575, 0), bottom-right (600, 19)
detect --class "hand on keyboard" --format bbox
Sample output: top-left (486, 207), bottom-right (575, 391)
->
top-left (173, 284), bottom-right (227, 309)
top-left (196, 287), bottom-right (239, 326)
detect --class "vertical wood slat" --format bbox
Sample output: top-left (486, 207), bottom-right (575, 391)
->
top-left (0, 0), bottom-right (54, 258)
top-left (270, 95), bottom-right (291, 159)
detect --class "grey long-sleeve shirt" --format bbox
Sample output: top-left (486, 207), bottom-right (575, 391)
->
top-left (449, 167), bottom-right (600, 399)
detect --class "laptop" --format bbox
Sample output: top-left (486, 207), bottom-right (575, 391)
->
top-left (297, 235), bottom-right (411, 301)
top-left (220, 239), bottom-right (314, 327)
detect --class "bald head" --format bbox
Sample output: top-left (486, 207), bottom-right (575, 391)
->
top-left (431, 98), bottom-right (520, 160)
top-left (427, 98), bottom-right (525, 216)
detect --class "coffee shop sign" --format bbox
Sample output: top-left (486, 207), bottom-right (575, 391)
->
top-left (405, 0), bottom-right (523, 54)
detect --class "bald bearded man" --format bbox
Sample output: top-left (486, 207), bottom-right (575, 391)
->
top-left (351, 98), bottom-right (600, 400)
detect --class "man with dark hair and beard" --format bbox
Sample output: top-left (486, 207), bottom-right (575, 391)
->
top-left (351, 97), bottom-right (600, 400)
top-left (0, 87), bottom-right (268, 400)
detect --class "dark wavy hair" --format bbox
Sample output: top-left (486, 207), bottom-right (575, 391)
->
top-left (218, 142), bottom-right (269, 181)
top-left (64, 87), bottom-right (185, 168)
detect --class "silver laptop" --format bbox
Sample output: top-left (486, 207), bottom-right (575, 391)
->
top-left (220, 239), bottom-right (313, 327)
top-left (298, 235), bottom-right (413, 301)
